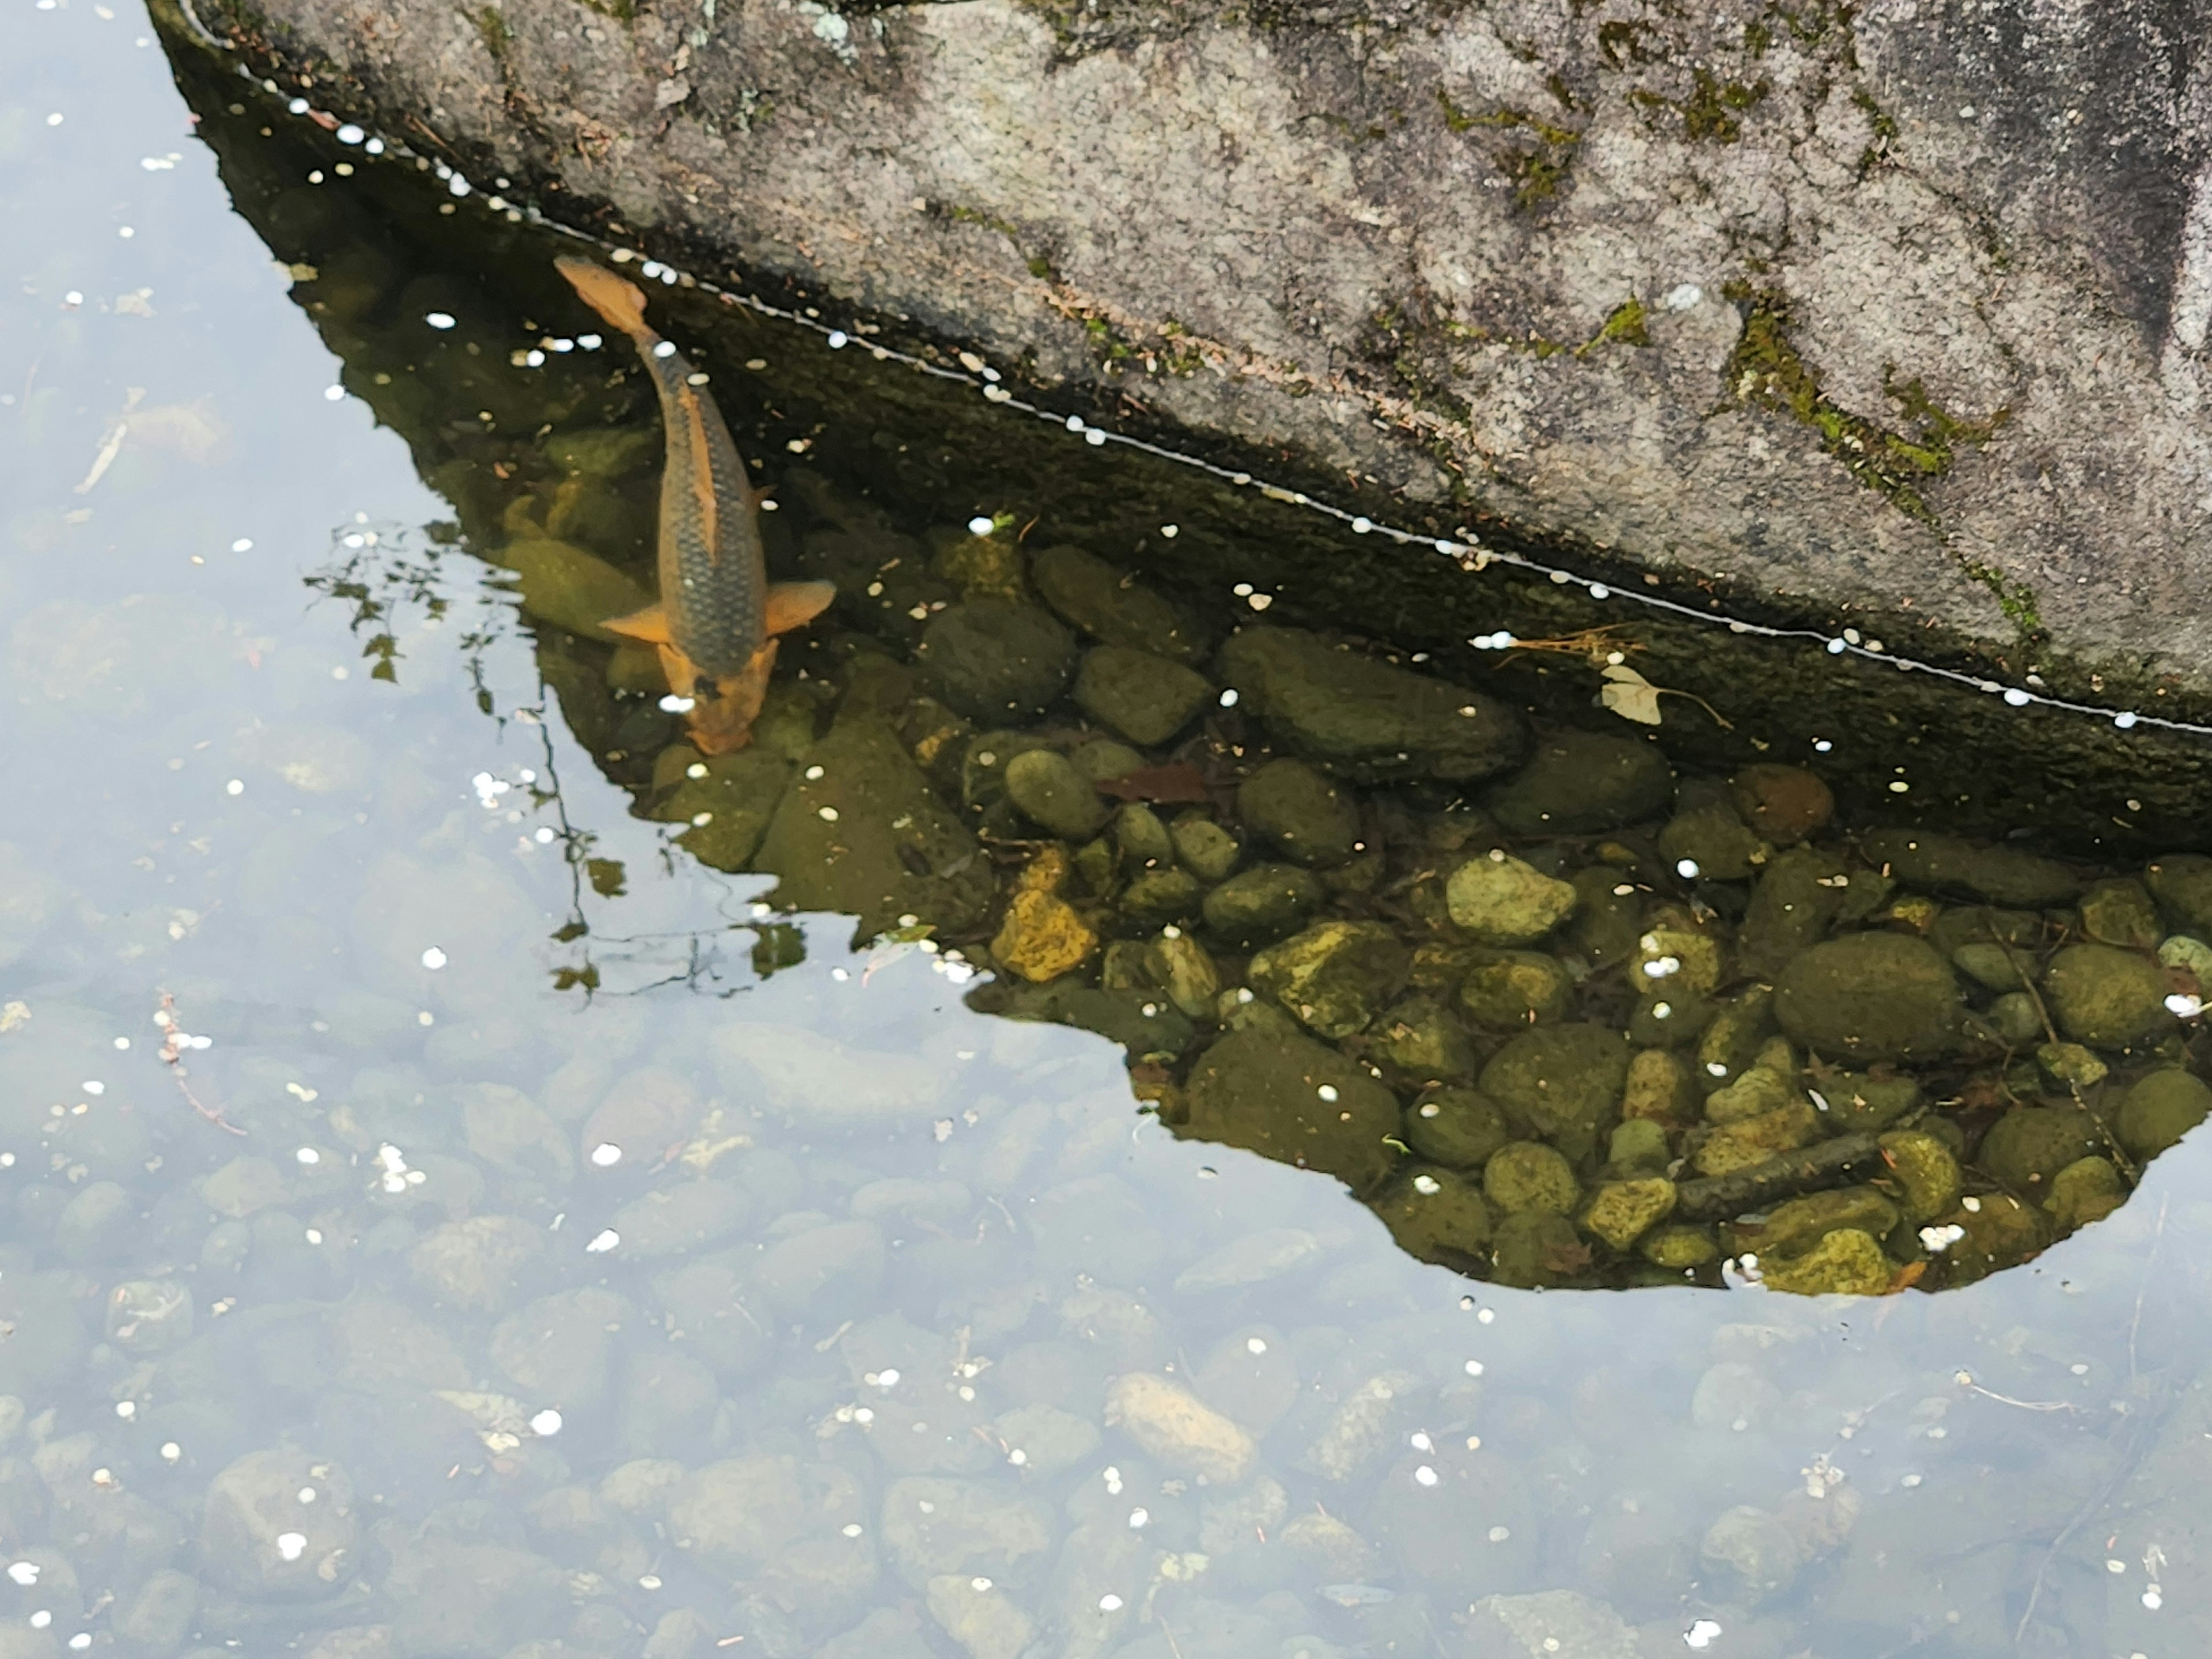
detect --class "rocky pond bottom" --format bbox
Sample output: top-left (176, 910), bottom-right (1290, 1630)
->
top-left (490, 474), bottom-right (2212, 1301)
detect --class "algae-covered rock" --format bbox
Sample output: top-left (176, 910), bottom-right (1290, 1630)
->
top-left (1758, 1228), bottom-right (1892, 1297)
top-left (1238, 759), bottom-right (1360, 868)
top-left (1774, 933), bottom-right (1960, 1062)
top-left (1878, 1130), bottom-right (1963, 1222)
top-left (1112, 802), bottom-right (1175, 868)
top-left (1808, 1070), bottom-right (1919, 1136)
top-left (1698, 987), bottom-right (1778, 1085)
top-left (1490, 1209), bottom-right (1590, 1289)
top-left (2146, 853), bottom-right (2212, 934)
top-left (1748, 1187), bottom-right (1899, 1259)
top-left (2041, 944), bottom-right (2173, 1048)
top-left (1634, 911), bottom-right (1726, 997)
top-left (1690, 1101), bottom-right (1821, 1176)
top-left (1730, 764), bottom-right (1834, 845)
top-left (1658, 799), bottom-right (1767, 881)
top-left (990, 979), bottom-right (1194, 1060)
top-left (1172, 816), bottom-right (1243, 882)
top-left (498, 536), bottom-right (655, 643)
top-left (1641, 1224), bottom-right (1719, 1269)
top-left (914, 599), bottom-right (1076, 721)
top-left (1200, 862), bottom-right (1321, 948)
top-left (989, 850), bottom-right (1098, 983)
top-left (1144, 930), bottom-right (1221, 1019)
top-left (1458, 949), bottom-right (1576, 1029)
top-left (1249, 920), bottom-right (1408, 1039)
top-left (1580, 1177), bottom-right (1676, 1251)
top-left (1214, 625), bottom-right (1523, 782)
top-left (2080, 877), bottom-right (2162, 950)
top-left (1738, 846), bottom-right (1853, 979)
top-left (1002, 749), bottom-right (1108, 841)
top-left (544, 425), bottom-right (659, 479)
top-left (2036, 1041), bottom-right (2109, 1089)
top-left (1607, 1116), bottom-right (1671, 1169)
top-left (1483, 1141), bottom-right (1581, 1215)
top-left (1987, 991), bottom-right (2046, 1044)
top-left (1952, 942), bottom-right (2032, 991)
top-left (1478, 1025), bottom-right (1630, 1163)
top-left (1445, 852), bottom-right (1578, 945)
top-left (1565, 865), bottom-right (1645, 966)
top-left (1370, 995), bottom-right (1476, 1082)
top-left (755, 718), bottom-right (995, 937)
top-left (960, 730), bottom-right (1052, 816)
top-left (1119, 866), bottom-right (1203, 927)
top-left (2046, 1156), bottom-right (2126, 1231)
top-left (1404, 1087), bottom-right (1513, 1169)
top-left (1374, 1168), bottom-right (1494, 1267)
top-left (646, 745), bottom-right (793, 870)
top-left (1930, 1192), bottom-right (2051, 1286)
top-left (1703, 1048), bottom-right (1800, 1125)
top-left (2116, 1068), bottom-right (2212, 1160)
top-left (1180, 1025), bottom-right (1400, 1191)
top-left (1072, 645), bottom-right (1211, 745)
top-left (1487, 729), bottom-right (1675, 836)
top-left (1069, 736), bottom-right (1147, 783)
top-left (1859, 830), bottom-right (2076, 908)
top-left (1622, 1047), bottom-right (1699, 1123)
top-left (1030, 544), bottom-right (1209, 665)
top-left (1978, 1105), bottom-right (2103, 1192)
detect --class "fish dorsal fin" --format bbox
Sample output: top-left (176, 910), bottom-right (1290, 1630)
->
top-left (764, 581), bottom-right (838, 636)
top-left (603, 603), bottom-right (673, 644)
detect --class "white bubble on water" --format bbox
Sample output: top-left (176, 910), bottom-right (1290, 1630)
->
top-left (530, 1409), bottom-right (563, 1437)
top-left (6, 1563), bottom-right (37, 1586)
top-left (585, 1229), bottom-right (619, 1253)
top-left (419, 947), bottom-right (447, 970)
top-left (275, 1532), bottom-right (307, 1562)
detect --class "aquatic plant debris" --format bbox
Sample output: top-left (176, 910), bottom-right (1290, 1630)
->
top-left (204, 61), bottom-right (2212, 741)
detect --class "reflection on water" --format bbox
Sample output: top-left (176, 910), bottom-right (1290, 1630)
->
top-left (0, 7), bottom-right (2203, 1658)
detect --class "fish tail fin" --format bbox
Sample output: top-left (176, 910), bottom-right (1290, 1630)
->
top-left (764, 579), bottom-right (838, 637)
top-left (554, 256), bottom-right (652, 338)
top-left (603, 602), bottom-right (673, 644)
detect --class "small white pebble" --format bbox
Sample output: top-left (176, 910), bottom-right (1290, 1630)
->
top-left (970, 1575), bottom-right (993, 1592)
top-left (1316, 1084), bottom-right (1339, 1103)
top-left (841, 1524), bottom-right (863, 1537)
top-left (160, 1442), bottom-right (181, 1463)
top-left (114, 1402), bottom-right (135, 1420)
top-left (1414, 1465), bottom-right (1439, 1487)
top-left (1099, 1594), bottom-right (1124, 1612)
top-left (1487, 1525), bottom-right (1511, 1542)
top-left (296, 1148), bottom-right (320, 1165)
top-left (1412, 1175), bottom-right (1441, 1195)
top-left (876, 1369), bottom-right (902, 1388)
top-left (590, 1143), bottom-right (622, 1168)
top-left (659, 695), bottom-right (696, 714)
top-left (225, 779), bottom-right (245, 796)
top-left (1246, 1336), bottom-right (1267, 1354)
top-left (1464, 1359), bottom-right (1484, 1376)
top-left (818, 806), bottom-right (840, 822)
top-left (585, 1229), bottom-right (620, 1253)
top-left (1127, 1508), bottom-right (1149, 1529)
top-left (419, 946), bottom-right (447, 970)
top-left (276, 1532), bottom-right (307, 1562)
top-left (7, 1563), bottom-right (36, 1587)
top-left (966, 517), bottom-right (994, 536)
top-left (1676, 859), bottom-right (1699, 879)
top-left (530, 1408), bottom-right (563, 1437)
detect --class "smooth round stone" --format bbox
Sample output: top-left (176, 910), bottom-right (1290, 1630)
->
top-left (1238, 759), bottom-right (1361, 867)
top-left (1978, 1105), bottom-right (2102, 1192)
top-left (1478, 1024), bottom-right (1630, 1162)
top-left (2116, 1068), bottom-right (2212, 1160)
top-left (1483, 1141), bottom-right (1581, 1215)
top-left (1073, 645), bottom-right (1213, 745)
top-left (1200, 863), bottom-right (1321, 948)
top-left (1772, 932), bottom-right (1960, 1062)
top-left (1487, 729), bottom-right (1675, 836)
top-left (1729, 763), bottom-right (1834, 844)
top-left (1403, 1086), bottom-right (1513, 1168)
top-left (1173, 816), bottom-right (1244, 882)
top-left (1458, 950), bottom-right (1575, 1028)
top-left (2041, 943), bottom-right (2172, 1048)
top-left (1445, 852), bottom-right (1578, 945)
top-left (1002, 748), bottom-right (1108, 840)
top-left (915, 599), bottom-right (1076, 720)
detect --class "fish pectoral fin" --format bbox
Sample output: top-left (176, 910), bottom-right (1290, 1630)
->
top-left (603, 603), bottom-right (673, 645)
top-left (763, 580), bottom-right (838, 637)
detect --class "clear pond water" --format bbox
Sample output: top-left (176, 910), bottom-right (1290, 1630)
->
top-left (6, 7), bottom-right (2212, 1658)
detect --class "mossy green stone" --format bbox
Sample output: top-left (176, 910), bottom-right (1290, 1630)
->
top-left (2046, 1156), bottom-right (2126, 1230)
top-left (1860, 830), bottom-right (2077, 908)
top-left (1738, 847), bottom-right (1851, 979)
top-left (2036, 1041), bottom-right (2108, 1089)
top-left (1002, 749), bottom-right (1108, 840)
top-left (1580, 1177), bottom-right (1676, 1251)
top-left (2042, 944), bottom-right (2172, 1048)
top-left (1877, 1130), bottom-right (1962, 1222)
top-left (2146, 853), bottom-right (2212, 934)
top-left (1773, 932), bottom-right (1960, 1062)
top-left (1030, 543), bottom-right (1210, 665)
top-left (1698, 988), bottom-right (1778, 1088)
top-left (1951, 942), bottom-right (2030, 991)
top-left (1403, 1087), bottom-right (1513, 1169)
top-left (1566, 865), bottom-right (1645, 966)
top-left (1180, 1025), bottom-right (1401, 1192)
top-left (1113, 802), bottom-right (1176, 869)
top-left (1931, 1191), bottom-right (2051, 1286)
top-left (1457, 949), bottom-right (1575, 1028)
top-left (1249, 921), bottom-right (1409, 1039)
top-left (1752, 1187), bottom-right (1899, 1259)
top-left (2079, 878), bottom-right (2161, 949)
top-left (1200, 862), bottom-right (1320, 948)
top-left (1657, 800), bottom-right (1766, 881)
top-left (915, 599), bottom-right (1075, 721)
top-left (1143, 931), bottom-right (1221, 1018)
top-left (753, 718), bottom-right (995, 939)
top-left (1371, 998), bottom-right (1476, 1083)
top-left (1607, 1118), bottom-right (1672, 1170)
top-left (1978, 1105), bottom-right (2102, 1192)
top-left (500, 536), bottom-right (654, 644)
top-left (1818, 1071), bottom-right (1921, 1133)
top-left (1641, 1224), bottom-right (1719, 1268)
top-left (1690, 1101), bottom-right (1821, 1176)
top-left (647, 746), bottom-right (793, 873)
top-left (995, 980), bottom-right (1195, 1062)
top-left (1070, 738), bottom-right (1147, 785)
top-left (1987, 992), bottom-right (2044, 1044)
top-left (2116, 1068), bottom-right (2212, 1160)
top-left (1173, 817), bottom-right (1244, 882)
top-left (1487, 729), bottom-right (1675, 836)
top-left (1238, 759), bottom-right (1361, 868)
top-left (1759, 1229), bottom-right (1892, 1297)
top-left (1445, 853), bottom-right (1579, 945)
top-left (1214, 625), bottom-right (1524, 783)
top-left (1120, 867), bottom-right (1204, 928)
top-left (1073, 645), bottom-right (1212, 746)
top-left (1482, 1141), bottom-right (1581, 1215)
top-left (1478, 1025), bottom-right (1630, 1163)
top-left (1490, 1209), bottom-right (1588, 1289)
top-left (1374, 1168), bottom-right (1494, 1267)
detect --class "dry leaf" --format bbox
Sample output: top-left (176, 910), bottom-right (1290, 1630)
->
top-left (1600, 662), bottom-right (1664, 726)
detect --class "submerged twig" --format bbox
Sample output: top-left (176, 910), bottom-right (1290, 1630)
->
top-left (154, 991), bottom-right (246, 1137)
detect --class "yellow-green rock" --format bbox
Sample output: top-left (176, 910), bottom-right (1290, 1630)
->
top-left (1580, 1177), bottom-right (1677, 1251)
top-left (1877, 1130), bottom-right (1963, 1222)
top-left (1374, 1168), bottom-right (1494, 1267)
top-left (1144, 930), bottom-right (1221, 1019)
top-left (1931, 1192), bottom-right (2051, 1286)
top-left (1482, 1141), bottom-right (1580, 1215)
top-left (498, 536), bottom-right (653, 643)
top-left (2079, 878), bottom-right (2161, 949)
top-left (1634, 913), bottom-right (1725, 997)
top-left (1758, 1228), bottom-right (1893, 1297)
top-left (1641, 1224), bottom-right (1719, 1268)
top-left (1249, 920), bottom-right (1410, 1039)
top-left (2041, 944), bottom-right (2173, 1048)
top-left (647, 744), bottom-right (793, 872)
top-left (1747, 1186), bottom-right (1899, 1259)
top-left (2036, 1041), bottom-right (2108, 1089)
top-left (1773, 933), bottom-right (1961, 1062)
top-left (1457, 949), bottom-right (1575, 1028)
top-left (1622, 1048), bottom-right (1699, 1123)
top-left (1445, 852), bottom-right (1578, 945)
top-left (1691, 1101), bottom-right (1821, 1177)
top-left (990, 852), bottom-right (1099, 983)
top-left (1403, 1088), bottom-right (1513, 1170)
top-left (2116, 1067), bottom-right (2212, 1160)
top-left (1370, 997), bottom-right (1476, 1082)
top-left (2046, 1156), bottom-right (2126, 1232)
top-left (1978, 1105), bottom-right (2101, 1193)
